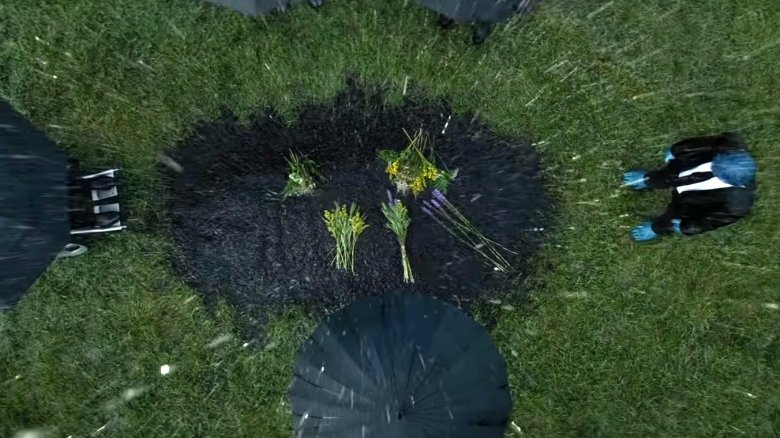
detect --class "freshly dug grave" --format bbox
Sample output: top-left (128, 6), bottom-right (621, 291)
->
top-left (168, 81), bottom-right (549, 331)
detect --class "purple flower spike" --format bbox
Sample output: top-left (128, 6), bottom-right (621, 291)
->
top-left (386, 189), bottom-right (394, 204)
top-left (431, 199), bottom-right (442, 209)
top-left (422, 199), bottom-right (434, 210)
top-left (432, 189), bottom-right (447, 202)
top-left (421, 206), bottom-right (433, 216)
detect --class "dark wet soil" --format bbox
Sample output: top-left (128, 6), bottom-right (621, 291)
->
top-left (167, 80), bottom-right (550, 334)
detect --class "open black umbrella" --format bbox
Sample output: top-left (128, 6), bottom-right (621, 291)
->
top-left (289, 294), bottom-right (511, 437)
top-left (416, 0), bottom-right (539, 24)
top-left (205, 0), bottom-right (323, 16)
top-left (0, 101), bottom-right (69, 309)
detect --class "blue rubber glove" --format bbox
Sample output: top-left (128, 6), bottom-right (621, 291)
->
top-left (623, 170), bottom-right (648, 190)
top-left (671, 218), bottom-right (682, 235)
top-left (631, 222), bottom-right (658, 242)
top-left (664, 148), bottom-right (674, 163)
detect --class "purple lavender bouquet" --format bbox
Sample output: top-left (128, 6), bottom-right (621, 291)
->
top-left (422, 189), bottom-right (513, 272)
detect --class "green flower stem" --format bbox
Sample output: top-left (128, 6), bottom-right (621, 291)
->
top-left (399, 242), bottom-right (414, 283)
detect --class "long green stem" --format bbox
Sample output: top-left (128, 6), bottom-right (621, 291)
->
top-left (399, 242), bottom-right (413, 283)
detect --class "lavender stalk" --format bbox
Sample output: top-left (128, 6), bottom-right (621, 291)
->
top-left (424, 190), bottom-right (512, 272)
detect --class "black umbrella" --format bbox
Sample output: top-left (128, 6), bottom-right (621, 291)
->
top-left (205, 0), bottom-right (323, 16)
top-left (416, 0), bottom-right (539, 24)
top-left (0, 101), bottom-right (69, 309)
top-left (289, 294), bottom-right (512, 438)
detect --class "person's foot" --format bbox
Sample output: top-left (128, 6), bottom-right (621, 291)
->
top-left (622, 170), bottom-right (648, 190)
top-left (438, 14), bottom-right (455, 29)
top-left (472, 23), bottom-right (492, 44)
top-left (309, 0), bottom-right (324, 8)
top-left (664, 148), bottom-right (675, 163)
top-left (671, 218), bottom-right (683, 235)
top-left (631, 222), bottom-right (658, 242)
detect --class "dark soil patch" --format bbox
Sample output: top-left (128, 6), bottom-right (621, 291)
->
top-left (168, 80), bottom-right (550, 334)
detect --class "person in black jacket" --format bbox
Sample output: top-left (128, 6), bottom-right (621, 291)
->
top-left (622, 133), bottom-right (757, 241)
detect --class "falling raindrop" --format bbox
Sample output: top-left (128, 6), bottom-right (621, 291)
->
top-left (12, 430), bottom-right (50, 438)
top-left (207, 334), bottom-right (233, 348)
top-left (297, 411), bottom-right (309, 428)
top-left (92, 423), bottom-right (109, 435)
top-left (441, 115), bottom-right (451, 134)
top-left (122, 386), bottom-right (147, 401)
top-left (159, 154), bottom-right (183, 173)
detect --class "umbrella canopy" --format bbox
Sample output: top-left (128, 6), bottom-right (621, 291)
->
top-left (0, 100), bottom-right (69, 309)
top-left (289, 293), bottom-right (511, 438)
top-left (205, 0), bottom-right (292, 16)
top-left (416, 0), bottom-right (540, 24)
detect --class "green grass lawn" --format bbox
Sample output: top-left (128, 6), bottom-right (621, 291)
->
top-left (1, 0), bottom-right (779, 436)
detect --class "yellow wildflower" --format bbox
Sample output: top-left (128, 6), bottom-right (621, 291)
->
top-left (411, 177), bottom-right (426, 196)
top-left (395, 200), bottom-right (408, 216)
top-left (386, 161), bottom-right (400, 177)
top-left (423, 163), bottom-right (439, 181)
top-left (350, 214), bottom-right (367, 231)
